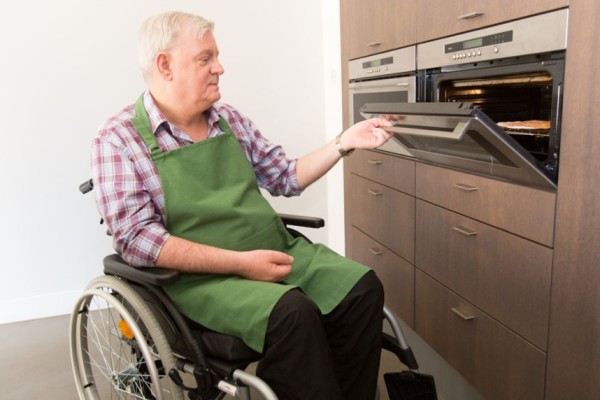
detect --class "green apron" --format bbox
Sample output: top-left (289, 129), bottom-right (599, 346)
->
top-left (131, 96), bottom-right (369, 352)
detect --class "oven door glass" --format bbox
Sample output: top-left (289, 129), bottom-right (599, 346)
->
top-left (361, 102), bottom-right (556, 191)
top-left (350, 76), bottom-right (416, 155)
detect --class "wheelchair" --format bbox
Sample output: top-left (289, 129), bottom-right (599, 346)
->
top-left (70, 179), bottom-right (422, 400)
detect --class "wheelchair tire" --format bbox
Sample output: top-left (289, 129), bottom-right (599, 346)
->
top-left (70, 275), bottom-right (184, 400)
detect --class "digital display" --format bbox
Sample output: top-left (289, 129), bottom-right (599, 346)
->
top-left (445, 30), bottom-right (513, 53)
top-left (363, 56), bottom-right (393, 69)
top-left (463, 38), bottom-right (483, 50)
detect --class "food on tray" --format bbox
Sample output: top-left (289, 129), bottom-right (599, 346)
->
top-left (497, 120), bottom-right (551, 131)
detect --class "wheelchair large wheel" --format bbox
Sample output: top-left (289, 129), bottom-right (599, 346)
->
top-left (70, 275), bottom-right (184, 400)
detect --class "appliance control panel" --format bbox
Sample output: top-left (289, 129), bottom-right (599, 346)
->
top-left (349, 46), bottom-right (416, 81)
top-left (418, 8), bottom-right (568, 69)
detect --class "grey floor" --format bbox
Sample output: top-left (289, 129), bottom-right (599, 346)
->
top-left (0, 314), bottom-right (398, 399)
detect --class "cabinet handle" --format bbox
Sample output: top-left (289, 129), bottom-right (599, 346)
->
top-left (458, 11), bottom-right (484, 20)
top-left (452, 225), bottom-right (478, 237)
top-left (368, 189), bottom-right (383, 196)
top-left (453, 183), bottom-right (479, 192)
top-left (451, 307), bottom-right (475, 321)
top-left (367, 159), bottom-right (383, 165)
top-left (367, 41), bottom-right (381, 47)
top-left (369, 247), bottom-right (383, 255)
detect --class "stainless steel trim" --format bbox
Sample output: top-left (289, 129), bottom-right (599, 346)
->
top-left (451, 307), bottom-right (475, 321)
top-left (453, 225), bottom-right (478, 237)
top-left (369, 247), bottom-right (384, 255)
top-left (384, 119), bottom-right (472, 140)
top-left (418, 8), bottom-right (568, 69)
top-left (453, 183), bottom-right (479, 192)
top-left (458, 11), bottom-right (484, 20)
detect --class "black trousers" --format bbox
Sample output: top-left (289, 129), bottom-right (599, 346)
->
top-left (256, 271), bottom-right (384, 400)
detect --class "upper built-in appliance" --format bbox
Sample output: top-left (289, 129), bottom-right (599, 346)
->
top-left (348, 46), bottom-right (417, 156)
top-left (366, 9), bottom-right (568, 191)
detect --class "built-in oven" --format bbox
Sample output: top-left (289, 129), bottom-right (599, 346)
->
top-left (361, 9), bottom-right (568, 191)
top-left (348, 46), bottom-right (417, 156)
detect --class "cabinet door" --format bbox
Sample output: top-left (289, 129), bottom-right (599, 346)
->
top-left (345, 150), bottom-right (415, 195)
top-left (348, 227), bottom-right (414, 327)
top-left (346, 0), bottom-right (417, 59)
top-left (347, 174), bottom-right (415, 263)
top-left (415, 271), bottom-right (546, 400)
top-left (415, 200), bottom-right (552, 349)
top-left (416, 163), bottom-right (556, 247)
top-left (416, 0), bottom-right (569, 43)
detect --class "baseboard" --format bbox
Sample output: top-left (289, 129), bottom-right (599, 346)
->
top-left (0, 289), bottom-right (82, 324)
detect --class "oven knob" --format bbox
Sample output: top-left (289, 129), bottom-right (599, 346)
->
top-left (494, 46), bottom-right (499, 53)
top-left (477, 50), bottom-right (481, 56)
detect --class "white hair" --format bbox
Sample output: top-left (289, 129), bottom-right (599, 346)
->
top-left (138, 11), bottom-right (214, 83)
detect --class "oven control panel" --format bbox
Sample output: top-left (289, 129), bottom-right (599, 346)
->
top-left (349, 46), bottom-right (416, 81)
top-left (418, 8), bottom-right (568, 69)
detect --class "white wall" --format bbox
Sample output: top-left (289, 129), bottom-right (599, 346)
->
top-left (0, 0), bottom-right (344, 324)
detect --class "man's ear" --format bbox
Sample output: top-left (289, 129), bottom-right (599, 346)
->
top-left (156, 53), bottom-right (173, 80)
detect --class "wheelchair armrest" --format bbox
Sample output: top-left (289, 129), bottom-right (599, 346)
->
top-left (278, 213), bottom-right (324, 229)
top-left (103, 254), bottom-right (180, 286)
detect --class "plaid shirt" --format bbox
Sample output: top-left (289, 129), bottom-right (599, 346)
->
top-left (91, 91), bottom-right (301, 267)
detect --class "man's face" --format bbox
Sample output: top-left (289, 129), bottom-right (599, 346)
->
top-left (168, 28), bottom-right (224, 112)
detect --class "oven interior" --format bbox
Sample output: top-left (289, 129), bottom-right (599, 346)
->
top-left (439, 72), bottom-right (553, 160)
top-left (428, 53), bottom-right (565, 177)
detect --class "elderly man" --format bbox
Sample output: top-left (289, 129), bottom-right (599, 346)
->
top-left (92, 11), bottom-right (392, 400)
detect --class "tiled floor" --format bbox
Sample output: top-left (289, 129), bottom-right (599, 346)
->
top-left (0, 314), bottom-right (399, 399)
top-left (0, 314), bottom-right (78, 400)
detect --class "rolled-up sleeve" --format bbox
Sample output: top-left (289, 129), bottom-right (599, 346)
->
top-left (91, 132), bottom-right (169, 267)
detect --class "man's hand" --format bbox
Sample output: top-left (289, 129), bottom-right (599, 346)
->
top-left (237, 250), bottom-right (294, 282)
top-left (339, 117), bottom-right (393, 152)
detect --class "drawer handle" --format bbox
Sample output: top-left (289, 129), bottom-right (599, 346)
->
top-left (452, 225), bottom-right (478, 237)
top-left (368, 189), bottom-right (383, 196)
top-left (458, 11), bottom-right (484, 20)
top-left (369, 247), bottom-right (384, 256)
top-left (453, 183), bottom-right (479, 192)
top-left (367, 41), bottom-right (381, 47)
top-left (367, 159), bottom-right (383, 165)
top-left (451, 307), bottom-right (475, 321)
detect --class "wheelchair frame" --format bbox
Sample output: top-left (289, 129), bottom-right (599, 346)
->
top-left (71, 179), bottom-right (419, 400)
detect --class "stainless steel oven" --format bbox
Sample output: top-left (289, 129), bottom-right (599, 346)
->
top-left (348, 46), bottom-right (417, 155)
top-left (361, 9), bottom-right (568, 191)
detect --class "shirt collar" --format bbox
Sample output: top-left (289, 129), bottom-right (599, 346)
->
top-left (142, 91), bottom-right (223, 140)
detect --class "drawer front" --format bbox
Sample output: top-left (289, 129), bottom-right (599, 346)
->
top-left (416, 200), bottom-right (552, 349)
top-left (416, 163), bottom-right (556, 246)
top-left (345, 150), bottom-right (415, 195)
top-left (348, 174), bottom-right (415, 263)
top-left (347, 227), bottom-right (415, 328)
top-left (415, 271), bottom-right (546, 400)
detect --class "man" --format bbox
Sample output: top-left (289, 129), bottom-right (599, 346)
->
top-left (92, 11), bottom-right (393, 400)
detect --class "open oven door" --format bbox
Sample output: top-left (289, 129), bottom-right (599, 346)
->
top-left (361, 102), bottom-right (557, 191)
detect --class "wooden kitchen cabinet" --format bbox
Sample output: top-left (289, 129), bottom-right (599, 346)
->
top-left (344, 0), bottom-right (417, 60)
top-left (348, 227), bottom-right (414, 327)
top-left (416, 200), bottom-right (552, 350)
top-left (416, 163), bottom-right (556, 247)
top-left (346, 173), bottom-right (415, 263)
top-left (416, 0), bottom-right (569, 43)
top-left (416, 271), bottom-right (547, 400)
top-left (344, 150), bottom-right (416, 325)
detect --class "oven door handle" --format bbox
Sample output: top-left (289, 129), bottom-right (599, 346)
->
top-left (383, 118), bottom-right (472, 140)
top-left (349, 81), bottom-right (410, 90)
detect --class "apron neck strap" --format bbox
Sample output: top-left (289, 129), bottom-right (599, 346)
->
top-left (132, 94), bottom-right (162, 158)
top-left (131, 93), bottom-right (234, 158)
